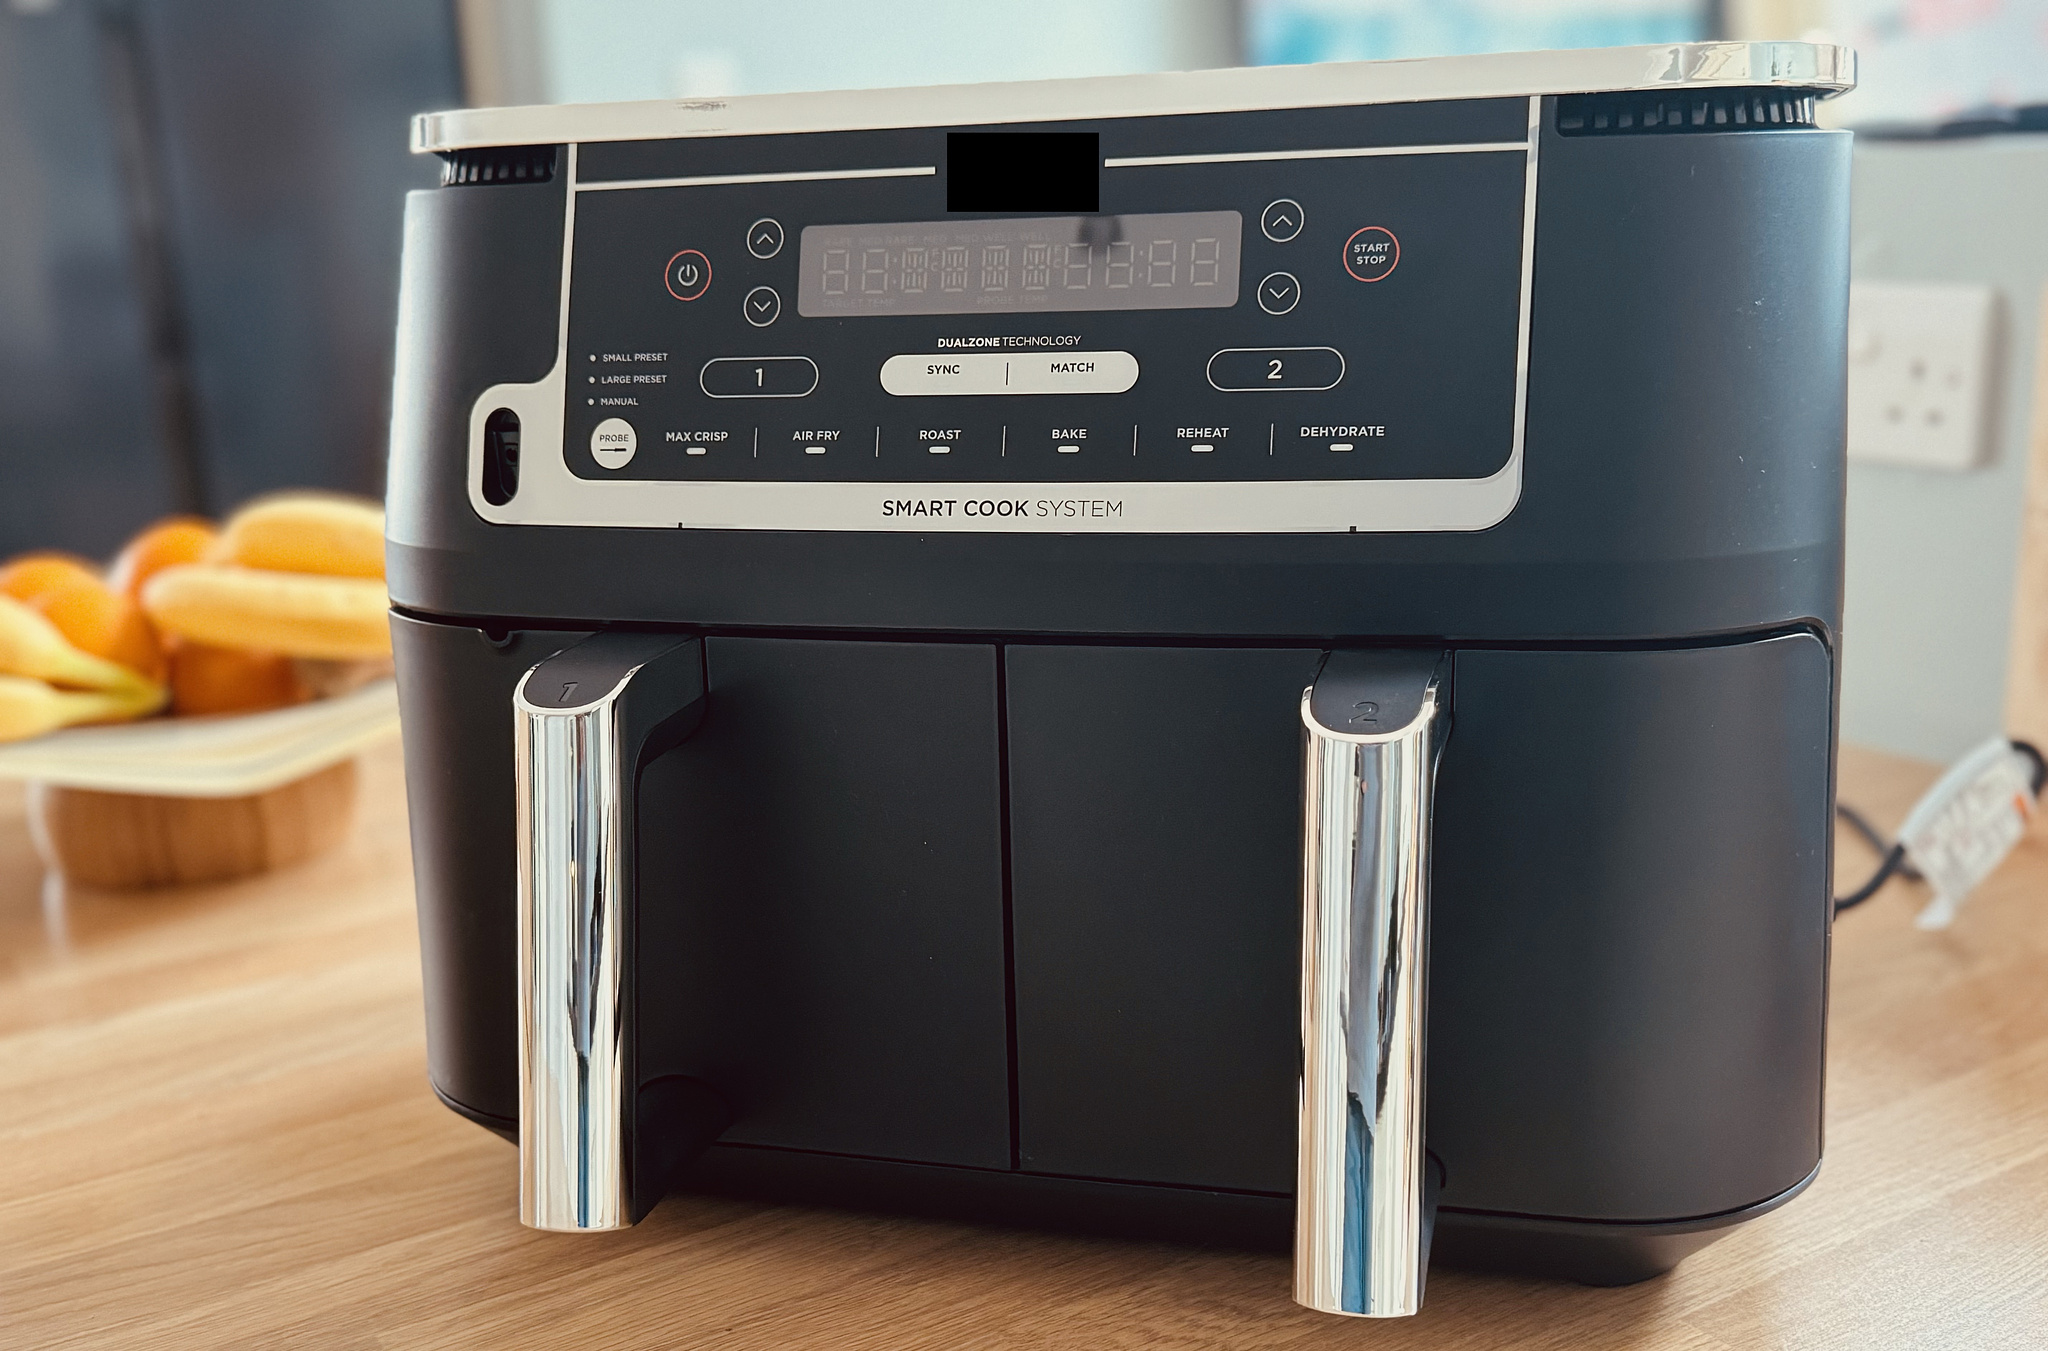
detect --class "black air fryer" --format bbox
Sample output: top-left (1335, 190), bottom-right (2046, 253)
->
top-left (387, 42), bottom-right (1855, 1318)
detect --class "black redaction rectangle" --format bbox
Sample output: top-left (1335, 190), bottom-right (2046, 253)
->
top-left (947, 132), bottom-right (1099, 211)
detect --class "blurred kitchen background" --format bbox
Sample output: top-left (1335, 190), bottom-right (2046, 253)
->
top-left (1, 0), bottom-right (2045, 763)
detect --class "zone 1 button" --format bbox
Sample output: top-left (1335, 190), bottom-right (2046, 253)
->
top-left (701, 355), bottom-right (818, 397)
top-left (1261, 198), bottom-right (1304, 242)
top-left (747, 217), bottom-right (784, 258)
top-left (665, 249), bottom-right (711, 300)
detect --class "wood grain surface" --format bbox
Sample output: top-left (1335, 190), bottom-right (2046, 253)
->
top-left (2, 740), bottom-right (2045, 1349)
top-left (28, 759), bottom-right (358, 889)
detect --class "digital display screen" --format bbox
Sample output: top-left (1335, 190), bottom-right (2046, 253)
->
top-left (797, 211), bottom-right (1241, 318)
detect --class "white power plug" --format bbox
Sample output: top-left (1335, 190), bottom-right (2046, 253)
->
top-left (1845, 280), bottom-right (2000, 472)
top-left (1897, 737), bottom-right (2039, 930)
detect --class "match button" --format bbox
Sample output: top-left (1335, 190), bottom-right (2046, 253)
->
top-left (879, 351), bottom-right (1139, 396)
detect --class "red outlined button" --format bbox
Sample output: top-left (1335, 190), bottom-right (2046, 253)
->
top-left (1343, 227), bottom-right (1399, 282)
top-left (665, 249), bottom-right (712, 300)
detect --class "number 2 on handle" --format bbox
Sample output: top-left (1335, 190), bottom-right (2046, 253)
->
top-left (1267, 358), bottom-right (1284, 381)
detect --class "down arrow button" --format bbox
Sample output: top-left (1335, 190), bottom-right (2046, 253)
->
top-left (744, 285), bottom-right (782, 327)
top-left (1257, 271), bottom-right (1301, 315)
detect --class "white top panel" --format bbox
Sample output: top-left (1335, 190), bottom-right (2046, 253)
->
top-left (413, 42), bottom-right (1855, 153)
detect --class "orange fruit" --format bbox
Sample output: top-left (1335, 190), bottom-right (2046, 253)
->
top-left (0, 552), bottom-right (101, 605)
top-left (167, 640), bottom-right (309, 716)
top-left (109, 517), bottom-right (218, 599)
top-left (29, 576), bottom-right (168, 682)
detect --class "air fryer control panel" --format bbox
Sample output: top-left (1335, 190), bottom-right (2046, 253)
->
top-left (469, 96), bottom-right (1540, 533)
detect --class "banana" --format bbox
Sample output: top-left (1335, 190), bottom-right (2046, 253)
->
top-left (215, 493), bottom-right (385, 579)
top-left (0, 594), bottom-right (159, 693)
top-left (0, 674), bottom-right (163, 742)
top-left (142, 564), bottom-right (391, 660)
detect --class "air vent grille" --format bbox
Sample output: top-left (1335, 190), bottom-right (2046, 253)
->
top-left (440, 145), bottom-right (559, 187)
top-left (1557, 89), bottom-right (1821, 136)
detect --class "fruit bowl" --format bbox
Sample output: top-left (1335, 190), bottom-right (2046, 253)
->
top-left (0, 679), bottom-right (399, 888)
top-left (0, 494), bottom-right (394, 888)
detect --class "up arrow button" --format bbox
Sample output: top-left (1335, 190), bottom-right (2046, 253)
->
top-left (1261, 198), bottom-right (1304, 242)
top-left (747, 217), bottom-right (785, 259)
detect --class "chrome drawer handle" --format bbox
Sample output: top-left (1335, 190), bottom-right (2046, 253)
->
top-left (1296, 650), bottom-right (1449, 1317)
top-left (513, 633), bottom-right (713, 1231)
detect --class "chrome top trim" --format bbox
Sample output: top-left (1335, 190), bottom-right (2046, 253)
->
top-left (575, 164), bottom-right (935, 193)
top-left (1105, 141), bottom-right (1525, 168)
top-left (412, 42), bottom-right (1854, 153)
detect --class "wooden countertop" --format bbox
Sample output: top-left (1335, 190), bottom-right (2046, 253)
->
top-left (4, 741), bottom-right (2045, 1349)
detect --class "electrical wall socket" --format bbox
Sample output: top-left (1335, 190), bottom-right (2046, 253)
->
top-left (1846, 280), bottom-right (2000, 472)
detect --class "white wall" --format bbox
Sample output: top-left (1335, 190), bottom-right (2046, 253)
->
top-left (1842, 135), bottom-right (2048, 762)
top-left (533, 0), bottom-right (1238, 104)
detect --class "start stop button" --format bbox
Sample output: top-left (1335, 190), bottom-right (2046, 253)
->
top-left (1343, 227), bottom-right (1399, 283)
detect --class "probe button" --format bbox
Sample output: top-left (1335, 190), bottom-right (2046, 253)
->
top-left (590, 418), bottom-right (637, 469)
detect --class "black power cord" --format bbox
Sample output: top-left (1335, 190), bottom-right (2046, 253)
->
top-left (1834, 739), bottom-right (2047, 914)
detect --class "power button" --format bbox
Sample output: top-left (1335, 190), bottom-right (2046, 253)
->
top-left (664, 249), bottom-right (712, 301)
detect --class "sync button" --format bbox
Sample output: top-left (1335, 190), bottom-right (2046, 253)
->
top-left (879, 351), bottom-right (1139, 396)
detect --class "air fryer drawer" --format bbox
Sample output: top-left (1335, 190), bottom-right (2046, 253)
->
top-left (637, 636), bottom-right (1012, 1168)
top-left (1005, 636), bottom-right (1830, 1220)
top-left (393, 618), bottom-right (1014, 1169)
